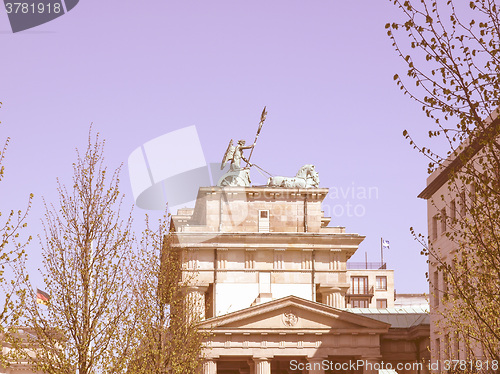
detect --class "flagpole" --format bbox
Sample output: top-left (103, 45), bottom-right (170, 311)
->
top-left (380, 237), bottom-right (384, 267)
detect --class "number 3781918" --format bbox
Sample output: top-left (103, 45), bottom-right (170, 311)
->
top-left (5, 3), bottom-right (62, 14)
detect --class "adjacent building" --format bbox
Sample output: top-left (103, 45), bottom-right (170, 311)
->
top-left (0, 329), bottom-right (41, 374)
top-left (346, 266), bottom-right (395, 309)
top-left (418, 112), bottom-right (500, 367)
top-left (393, 294), bottom-right (428, 310)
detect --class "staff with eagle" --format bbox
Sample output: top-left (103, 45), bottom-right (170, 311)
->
top-left (220, 106), bottom-right (267, 171)
top-left (218, 107), bottom-right (267, 186)
top-left (217, 107), bottom-right (319, 188)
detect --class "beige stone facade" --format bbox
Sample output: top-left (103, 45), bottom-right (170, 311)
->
top-left (394, 294), bottom-right (428, 309)
top-left (418, 113), bottom-right (500, 367)
top-left (172, 187), bottom-right (361, 317)
top-left (418, 145), bottom-right (488, 366)
top-left (172, 186), bottom-right (429, 373)
top-left (345, 270), bottom-right (395, 309)
top-left (419, 156), bottom-right (457, 366)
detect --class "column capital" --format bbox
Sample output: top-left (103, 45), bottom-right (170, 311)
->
top-left (318, 285), bottom-right (346, 308)
top-left (253, 356), bottom-right (272, 361)
top-left (184, 285), bottom-right (209, 293)
top-left (317, 285), bottom-right (341, 293)
top-left (253, 357), bottom-right (271, 374)
top-left (202, 359), bottom-right (217, 374)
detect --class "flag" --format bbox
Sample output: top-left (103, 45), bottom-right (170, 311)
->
top-left (36, 288), bottom-right (49, 305)
top-left (382, 239), bottom-right (390, 250)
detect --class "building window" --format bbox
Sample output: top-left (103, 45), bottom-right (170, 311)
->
top-left (450, 199), bottom-right (456, 221)
top-left (471, 182), bottom-right (477, 203)
top-left (432, 215), bottom-right (438, 240)
top-left (376, 299), bottom-right (387, 308)
top-left (465, 334), bottom-right (472, 359)
top-left (434, 270), bottom-right (440, 307)
top-left (454, 333), bottom-right (460, 360)
top-left (460, 191), bottom-right (466, 216)
top-left (441, 208), bottom-right (447, 234)
top-left (258, 210), bottom-right (270, 232)
top-left (351, 276), bottom-right (368, 294)
top-left (445, 333), bottom-right (451, 360)
top-left (376, 276), bottom-right (387, 290)
top-left (443, 270), bottom-right (448, 300)
top-left (351, 299), bottom-right (369, 308)
top-left (435, 338), bottom-right (441, 364)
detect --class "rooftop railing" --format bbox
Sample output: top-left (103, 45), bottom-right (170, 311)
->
top-left (346, 262), bottom-right (387, 270)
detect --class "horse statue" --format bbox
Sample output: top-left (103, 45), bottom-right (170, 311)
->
top-left (267, 164), bottom-right (320, 188)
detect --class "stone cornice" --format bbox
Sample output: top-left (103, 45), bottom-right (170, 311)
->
top-left (198, 186), bottom-right (330, 201)
top-left (173, 232), bottom-right (365, 250)
top-left (382, 324), bottom-right (430, 341)
top-left (418, 112), bottom-right (500, 200)
top-left (203, 328), bottom-right (386, 335)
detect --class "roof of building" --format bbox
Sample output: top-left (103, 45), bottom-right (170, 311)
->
top-left (342, 306), bottom-right (430, 329)
top-left (418, 111), bottom-right (500, 199)
top-left (394, 294), bottom-right (429, 307)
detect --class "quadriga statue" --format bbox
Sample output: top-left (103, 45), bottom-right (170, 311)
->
top-left (267, 164), bottom-right (319, 188)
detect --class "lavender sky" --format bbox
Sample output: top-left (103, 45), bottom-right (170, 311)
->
top-left (0, 0), bottom-right (439, 293)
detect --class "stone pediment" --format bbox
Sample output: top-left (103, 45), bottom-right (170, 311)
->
top-left (198, 296), bottom-right (389, 333)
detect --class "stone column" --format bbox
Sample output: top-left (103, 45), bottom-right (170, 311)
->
top-left (253, 358), bottom-right (271, 374)
top-left (202, 359), bottom-right (217, 374)
top-left (185, 285), bottom-right (208, 320)
top-left (318, 286), bottom-right (344, 308)
top-left (308, 358), bottom-right (325, 374)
